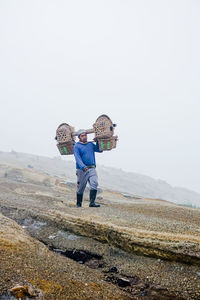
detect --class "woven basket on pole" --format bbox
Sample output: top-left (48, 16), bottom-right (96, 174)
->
top-left (97, 136), bottom-right (117, 151)
top-left (93, 114), bottom-right (118, 151)
top-left (56, 123), bottom-right (75, 155)
top-left (93, 114), bottom-right (114, 139)
top-left (55, 115), bottom-right (118, 155)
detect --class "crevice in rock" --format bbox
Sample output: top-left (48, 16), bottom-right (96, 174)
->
top-left (47, 245), bottom-right (184, 299)
top-left (49, 246), bottom-right (104, 268)
top-left (0, 207), bottom-right (194, 299)
top-left (0, 205), bottom-right (199, 267)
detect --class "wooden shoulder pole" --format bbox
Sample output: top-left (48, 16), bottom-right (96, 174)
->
top-left (72, 128), bottom-right (94, 137)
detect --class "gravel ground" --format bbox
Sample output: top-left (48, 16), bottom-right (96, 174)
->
top-left (0, 164), bottom-right (200, 299)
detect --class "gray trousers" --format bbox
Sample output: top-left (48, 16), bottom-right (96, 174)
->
top-left (76, 168), bottom-right (98, 194)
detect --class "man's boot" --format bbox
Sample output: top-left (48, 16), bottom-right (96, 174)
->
top-left (89, 189), bottom-right (100, 207)
top-left (76, 193), bottom-right (83, 207)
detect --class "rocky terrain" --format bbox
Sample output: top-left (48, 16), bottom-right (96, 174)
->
top-left (0, 162), bottom-right (200, 299)
top-left (0, 151), bottom-right (200, 207)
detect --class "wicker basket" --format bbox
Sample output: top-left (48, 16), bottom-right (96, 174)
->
top-left (56, 114), bottom-right (118, 155)
top-left (93, 115), bottom-right (114, 139)
top-left (98, 136), bottom-right (117, 151)
top-left (56, 123), bottom-right (75, 144)
top-left (57, 141), bottom-right (75, 155)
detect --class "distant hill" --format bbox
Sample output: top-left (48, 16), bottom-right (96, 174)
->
top-left (0, 150), bottom-right (199, 208)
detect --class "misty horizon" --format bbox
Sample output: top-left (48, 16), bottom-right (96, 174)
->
top-left (0, 1), bottom-right (200, 194)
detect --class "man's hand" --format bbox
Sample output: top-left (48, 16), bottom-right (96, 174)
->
top-left (84, 167), bottom-right (89, 172)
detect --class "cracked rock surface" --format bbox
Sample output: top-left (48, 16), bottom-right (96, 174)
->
top-left (0, 163), bottom-right (200, 299)
top-left (0, 213), bottom-right (131, 300)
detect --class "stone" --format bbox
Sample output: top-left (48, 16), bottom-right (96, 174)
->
top-left (10, 284), bottom-right (42, 299)
top-left (108, 266), bottom-right (118, 273)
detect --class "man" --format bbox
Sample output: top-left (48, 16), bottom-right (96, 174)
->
top-left (73, 129), bottom-right (103, 208)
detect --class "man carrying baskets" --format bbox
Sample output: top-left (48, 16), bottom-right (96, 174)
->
top-left (73, 129), bottom-right (103, 208)
top-left (55, 114), bottom-right (118, 208)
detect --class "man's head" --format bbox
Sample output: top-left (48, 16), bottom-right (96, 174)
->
top-left (77, 129), bottom-right (87, 143)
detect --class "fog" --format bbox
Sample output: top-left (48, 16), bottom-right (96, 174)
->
top-left (0, 1), bottom-right (200, 193)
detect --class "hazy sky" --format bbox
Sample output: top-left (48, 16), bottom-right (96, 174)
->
top-left (0, 1), bottom-right (200, 193)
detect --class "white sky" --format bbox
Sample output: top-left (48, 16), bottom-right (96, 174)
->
top-left (0, 0), bottom-right (200, 193)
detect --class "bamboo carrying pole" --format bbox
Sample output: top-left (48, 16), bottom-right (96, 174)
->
top-left (56, 114), bottom-right (118, 154)
top-left (72, 128), bottom-right (94, 137)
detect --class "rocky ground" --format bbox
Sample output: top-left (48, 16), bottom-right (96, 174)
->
top-left (0, 163), bottom-right (200, 299)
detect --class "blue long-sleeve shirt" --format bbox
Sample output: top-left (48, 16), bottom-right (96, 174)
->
top-left (74, 141), bottom-right (102, 171)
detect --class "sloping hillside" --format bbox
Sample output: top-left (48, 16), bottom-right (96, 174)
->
top-left (0, 151), bottom-right (199, 207)
top-left (0, 163), bottom-right (200, 299)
